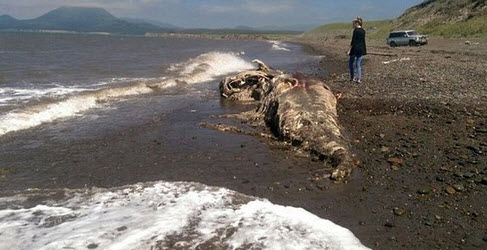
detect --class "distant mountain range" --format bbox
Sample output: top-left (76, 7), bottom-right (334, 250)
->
top-left (232, 24), bottom-right (318, 32)
top-left (0, 6), bottom-right (177, 35)
top-left (121, 17), bottom-right (181, 30)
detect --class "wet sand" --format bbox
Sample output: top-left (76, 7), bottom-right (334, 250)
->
top-left (1, 38), bottom-right (487, 249)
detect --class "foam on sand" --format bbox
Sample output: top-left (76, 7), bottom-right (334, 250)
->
top-left (0, 181), bottom-right (370, 250)
top-left (0, 52), bottom-right (253, 137)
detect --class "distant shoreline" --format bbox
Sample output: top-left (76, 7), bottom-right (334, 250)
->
top-left (0, 29), bottom-right (116, 36)
top-left (0, 29), bottom-right (300, 41)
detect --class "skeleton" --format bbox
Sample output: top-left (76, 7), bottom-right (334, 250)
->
top-left (219, 60), bottom-right (354, 180)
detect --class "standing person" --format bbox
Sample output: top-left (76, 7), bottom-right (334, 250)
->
top-left (347, 17), bottom-right (367, 83)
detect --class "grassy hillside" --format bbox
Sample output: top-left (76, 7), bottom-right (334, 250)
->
top-left (395, 0), bottom-right (487, 38)
top-left (304, 20), bottom-right (392, 40)
top-left (305, 0), bottom-right (487, 40)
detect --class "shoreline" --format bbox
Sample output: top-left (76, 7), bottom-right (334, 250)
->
top-left (1, 35), bottom-right (486, 249)
top-left (286, 37), bottom-right (487, 248)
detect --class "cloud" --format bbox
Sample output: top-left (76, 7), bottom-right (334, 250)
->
top-left (0, 0), bottom-right (424, 28)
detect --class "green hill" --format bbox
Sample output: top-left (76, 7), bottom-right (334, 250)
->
top-left (394, 0), bottom-right (487, 38)
top-left (305, 0), bottom-right (487, 39)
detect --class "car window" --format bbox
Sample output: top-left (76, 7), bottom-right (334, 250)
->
top-left (407, 31), bottom-right (417, 36)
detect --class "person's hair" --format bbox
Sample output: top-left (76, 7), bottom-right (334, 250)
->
top-left (354, 17), bottom-right (363, 27)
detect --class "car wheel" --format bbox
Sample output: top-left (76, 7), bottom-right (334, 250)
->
top-left (390, 41), bottom-right (397, 47)
top-left (409, 40), bottom-right (417, 46)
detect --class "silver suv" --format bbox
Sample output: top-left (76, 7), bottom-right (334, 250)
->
top-left (387, 30), bottom-right (428, 47)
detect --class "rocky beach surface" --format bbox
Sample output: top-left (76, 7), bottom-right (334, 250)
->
top-left (288, 37), bottom-right (487, 249)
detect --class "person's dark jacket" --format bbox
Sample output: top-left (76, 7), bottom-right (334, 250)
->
top-left (350, 28), bottom-right (367, 56)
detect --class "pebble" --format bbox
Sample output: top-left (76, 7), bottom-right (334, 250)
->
top-left (436, 176), bottom-right (445, 182)
top-left (384, 222), bottom-right (394, 227)
top-left (453, 184), bottom-right (465, 192)
top-left (116, 226), bottom-right (127, 231)
top-left (463, 172), bottom-right (475, 179)
top-left (483, 237), bottom-right (487, 242)
top-left (391, 165), bottom-right (400, 171)
top-left (417, 187), bottom-right (431, 195)
top-left (393, 207), bottom-right (406, 216)
top-left (387, 157), bottom-right (404, 165)
top-left (424, 221), bottom-right (433, 227)
top-left (435, 215), bottom-right (442, 220)
top-left (481, 177), bottom-right (487, 185)
top-left (445, 186), bottom-right (456, 194)
top-left (87, 243), bottom-right (98, 249)
top-left (467, 146), bottom-right (483, 155)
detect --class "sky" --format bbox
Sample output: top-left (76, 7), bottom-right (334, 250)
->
top-left (0, 0), bottom-right (424, 29)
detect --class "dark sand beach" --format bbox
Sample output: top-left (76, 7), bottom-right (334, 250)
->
top-left (1, 36), bottom-right (487, 249)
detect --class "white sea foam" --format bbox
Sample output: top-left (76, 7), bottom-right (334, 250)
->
top-left (0, 86), bottom-right (90, 103)
top-left (269, 40), bottom-right (291, 51)
top-left (0, 83), bottom-right (153, 136)
top-left (0, 181), bottom-right (369, 250)
top-left (164, 51), bottom-right (253, 85)
top-left (0, 52), bottom-right (253, 136)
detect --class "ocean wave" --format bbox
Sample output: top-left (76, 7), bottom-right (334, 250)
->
top-left (0, 52), bottom-right (253, 137)
top-left (0, 86), bottom-right (90, 104)
top-left (269, 40), bottom-right (291, 52)
top-left (0, 181), bottom-right (369, 250)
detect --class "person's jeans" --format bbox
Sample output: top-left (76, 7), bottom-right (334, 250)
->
top-left (349, 54), bottom-right (363, 81)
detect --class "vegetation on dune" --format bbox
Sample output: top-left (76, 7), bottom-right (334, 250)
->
top-left (418, 16), bottom-right (487, 38)
top-left (395, 0), bottom-right (487, 38)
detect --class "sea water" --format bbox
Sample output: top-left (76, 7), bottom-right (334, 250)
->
top-left (0, 32), bottom-right (367, 249)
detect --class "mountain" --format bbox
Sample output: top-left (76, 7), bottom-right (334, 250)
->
top-left (0, 14), bottom-right (18, 23)
top-left (258, 24), bottom-right (319, 32)
top-left (393, 0), bottom-right (487, 37)
top-left (230, 24), bottom-right (318, 32)
top-left (0, 15), bottom-right (21, 29)
top-left (232, 25), bottom-right (256, 30)
top-left (122, 17), bottom-right (180, 30)
top-left (0, 6), bottom-right (168, 35)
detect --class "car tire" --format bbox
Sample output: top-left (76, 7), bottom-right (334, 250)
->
top-left (409, 40), bottom-right (417, 46)
top-left (390, 41), bottom-right (397, 47)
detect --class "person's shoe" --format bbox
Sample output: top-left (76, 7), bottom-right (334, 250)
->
top-left (356, 79), bottom-right (362, 83)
